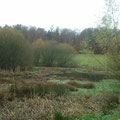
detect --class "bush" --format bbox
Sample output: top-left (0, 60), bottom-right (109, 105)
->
top-left (33, 41), bottom-right (75, 67)
top-left (56, 43), bottom-right (76, 67)
top-left (0, 28), bottom-right (33, 70)
top-left (104, 32), bottom-right (120, 80)
top-left (32, 39), bottom-right (45, 65)
top-left (38, 41), bottom-right (58, 66)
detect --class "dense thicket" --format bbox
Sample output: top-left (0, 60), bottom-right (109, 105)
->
top-left (0, 28), bottom-right (33, 70)
top-left (33, 41), bottom-right (75, 67)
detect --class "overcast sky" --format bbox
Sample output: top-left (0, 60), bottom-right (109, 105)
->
top-left (0, 0), bottom-right (105, 30)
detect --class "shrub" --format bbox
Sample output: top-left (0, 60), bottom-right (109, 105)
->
top-left (38, 41), bottom-right (58, 66)
top-left (103, 31), bottom-right (120, 80)
top-left (56, 43), bottom-right (76, 67)
top-left (0, 28), bottom-right (33, 70)
top-left (32, 39), bottom-right (45, 65)
top-left (33, 41), bottom-right (75, 67)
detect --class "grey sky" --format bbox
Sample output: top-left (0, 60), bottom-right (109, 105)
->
top-left (0, 0), bottom-right (105, 30)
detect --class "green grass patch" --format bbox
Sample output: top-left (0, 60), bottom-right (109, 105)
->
top-left (73, 54), bottom-right (107, 70)
top-left (75, 110), bottom-right (120, 120)
top-left (54, 111), bottom-right (71, 120)
top-left (54, 110), bottom-right (120, 120)
top-left (72, 79), bottom-right (120, 94)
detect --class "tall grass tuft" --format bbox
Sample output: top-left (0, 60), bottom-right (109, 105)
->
top-left (9, 82), bottom-right (74, 98)
top-left (67, 81), bottom-right (95, 89)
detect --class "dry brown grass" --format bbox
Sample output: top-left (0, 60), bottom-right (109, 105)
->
top-left (63, 84), bottom-right (78, 91)
top-left (84, 93), bottom-right (120, 114)
top-left (0, 93), bottom-right (119, 120)
top-left (0, 68), bottom-right (119, 119)
top-left (13, 71), bottom-right (23, 76)
top-left (0, 94), bottom-right (86, 120)
top-left (8, 81), bottom-right (77, 99)
top-left (0, 77), bottom-right (14, 83)
top-left (22, 81), bottom-right (77, 92)
top-left (0, 70), bottom-right (23, 80)
top-left (67, 81), bottom-right (82, 88)
top-left (67, 81), bottom-right (95, 89)
top-left (24, 70), bottom-right (31, 75)
top-left (82, 82), bottom-right (95, 89)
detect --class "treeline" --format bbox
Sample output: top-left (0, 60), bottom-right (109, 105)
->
top-left (1, 24), bottom-right (81, 51)
top-left (0, 24), bottom-right (111, 54)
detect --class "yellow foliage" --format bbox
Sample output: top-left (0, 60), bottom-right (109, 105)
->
top-left (32, 38), bottom-right (45, 48)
